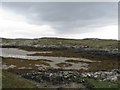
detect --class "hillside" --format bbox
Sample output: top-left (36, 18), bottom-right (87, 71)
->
top-left (0, 37), bottom-right (118, 50)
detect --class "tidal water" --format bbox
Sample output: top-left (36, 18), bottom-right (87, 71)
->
top-left (1, 48), bottom-right (92, 69)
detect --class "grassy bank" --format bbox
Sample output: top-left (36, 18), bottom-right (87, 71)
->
top-left (84, 78), bottom-right (119, 89)
top-left (2, 71), bottom-right (38, 88)
top-left (0, 71), bottom-right (2, 89)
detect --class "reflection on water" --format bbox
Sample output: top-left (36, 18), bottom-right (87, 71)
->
top-left (1, 48), bottom-right (91, 69)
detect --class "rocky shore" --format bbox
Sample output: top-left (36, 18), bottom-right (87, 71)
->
top-left (11, 68), bottom-right (120, 86)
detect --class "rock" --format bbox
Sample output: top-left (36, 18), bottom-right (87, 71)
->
top-left (81, 73), bottom-right (87, 78)
top-left (2, 64), bottom-right (16, 69)
top-left (110, 76), bottom-right (118, 82)
top-left (16, 68), bottom-right (120, 85)
top-left (49, 73), bottom-right (53, 77)
top-left (94, 75), bottom-right (98, 78)
top-left (87, 73), bottom-right (91, 77)
top-left (18, 67), bottom-right (26, 69)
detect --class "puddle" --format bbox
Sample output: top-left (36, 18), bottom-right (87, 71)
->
top-left (1, 48), bottom-right (94, 70)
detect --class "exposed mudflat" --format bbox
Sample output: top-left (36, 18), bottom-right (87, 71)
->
top-left (1, 48), bottom-right (95, 70)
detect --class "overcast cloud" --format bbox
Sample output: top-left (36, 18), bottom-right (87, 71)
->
top-left (0, 2), bottom-right (118, 39)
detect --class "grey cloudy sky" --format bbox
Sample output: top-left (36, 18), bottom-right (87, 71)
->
top-left (0, 2), bottom-right (118, 39)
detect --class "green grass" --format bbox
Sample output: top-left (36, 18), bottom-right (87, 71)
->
top-left (84, 78), bottom-right (119, 89)
top-left (0, 71), bottom-right (2, 89)
top-left (2, 71), bottom-right (38, 88)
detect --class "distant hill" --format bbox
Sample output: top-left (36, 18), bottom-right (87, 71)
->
top-left (0, 37), bottom-right (118, 50)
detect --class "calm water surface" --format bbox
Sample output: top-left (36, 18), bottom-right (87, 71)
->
top-left (1, 48), bottom-right (91, 69)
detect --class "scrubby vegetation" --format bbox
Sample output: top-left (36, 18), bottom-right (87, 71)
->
top-left (2, 57), bottom-right (51, 69)
top-left (56, 62), bottom-right (72, 68)
top-left (65, 59), bottom-right (92, 63)
top-left (1, 37), bottom-right (118, 49)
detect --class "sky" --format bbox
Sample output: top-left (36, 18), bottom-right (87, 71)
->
top-left (0, 2), bottom-right (118, 39)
